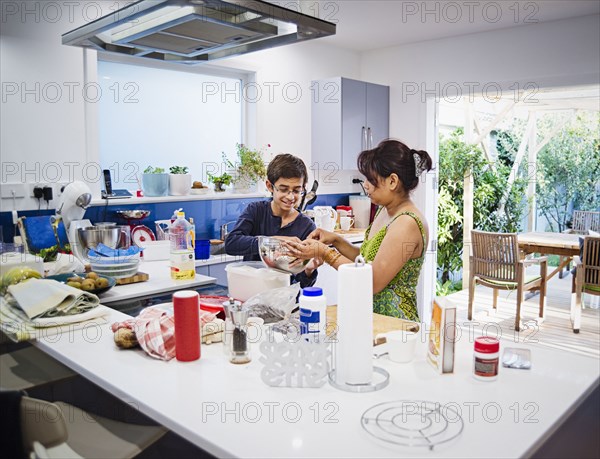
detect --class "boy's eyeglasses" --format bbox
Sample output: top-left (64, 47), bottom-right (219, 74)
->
top-left (273, 185), bottom-right (306, 197)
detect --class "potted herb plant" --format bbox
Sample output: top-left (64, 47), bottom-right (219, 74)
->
top-left (141, 166), bottom-right (169, 197)
top-left (169, 165), bottom-right (191, 196)
top-left (207, 171), bottom-right (232, 192)
top-left (232, 143), bottom-right (267, 193)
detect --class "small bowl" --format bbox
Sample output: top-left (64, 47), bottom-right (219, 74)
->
top-left (258, 236), bottom-right (309, 275)
top-left (45, 273), bottom-right (116, 295)
top-left (190, 188), bottom-right (210, 195)
top-left (116, 210), bottom-right (151, 220)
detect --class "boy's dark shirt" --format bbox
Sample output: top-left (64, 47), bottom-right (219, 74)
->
top-left (224, 200), bottom-right (318, 287)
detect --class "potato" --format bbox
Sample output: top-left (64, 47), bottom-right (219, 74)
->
top-left (95, 277), bottom-right (109, 289)
top-left (86, 272), bottom-right (99, 280)
top-left (80, 279), bottom-right (96, 291)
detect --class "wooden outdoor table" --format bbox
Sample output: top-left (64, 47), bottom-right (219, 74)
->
top-left (518, 231), bottom-right (581, 280)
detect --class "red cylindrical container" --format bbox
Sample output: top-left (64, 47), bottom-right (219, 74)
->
top-left (173, 290), bottom-right (201, 361)
top-left (473, 337), bottom-right (499, 381)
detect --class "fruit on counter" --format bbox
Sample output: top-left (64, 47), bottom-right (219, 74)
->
top-left (192, 181), bottom-right (209, 189)
top-left (1, 267), bottom-right (42, 293)
top-left (64, 272), bottom-right (109, 291)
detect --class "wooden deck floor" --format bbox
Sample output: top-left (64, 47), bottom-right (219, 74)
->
top-left (445, 272), bottom-right (600, 359)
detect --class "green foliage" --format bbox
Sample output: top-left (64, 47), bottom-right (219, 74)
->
top-left (207, 171), bottom-right (232, 186)
top-left (435, 279), bottom-right (463, 297)
top-left (437, 129), bottom-right (528, 283)
top-left (234, 143), bottom-right (267, 184)
top-left (169, 166), bottom-right (189, 174)
top-left (536, 112), bottom-right (600, 232)
top-left (143, 166), bottom-right (165, 174)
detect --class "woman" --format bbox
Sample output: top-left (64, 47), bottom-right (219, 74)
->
top-left (285, 140), bottom-right (432, 320)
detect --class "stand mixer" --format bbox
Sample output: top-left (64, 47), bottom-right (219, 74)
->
top-left (53, 181), bottom-right (92, 262)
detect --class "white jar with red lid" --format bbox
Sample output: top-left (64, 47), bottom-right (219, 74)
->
top-left (473, 337), bottom-right (500, 381)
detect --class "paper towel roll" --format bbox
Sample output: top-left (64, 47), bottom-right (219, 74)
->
top-left (174, 290), bottom-right (201, 362)
top-left (335, 258), bottom-right (373, 385)
top-left (349, 196), bottom-right (372, 229)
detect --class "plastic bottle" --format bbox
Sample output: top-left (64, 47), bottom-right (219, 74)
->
top-left (299, 287), bottom-right (327, 342)
top-left (473, 336), bottom-right (500, 381)
top-left (169, 211), bottom-right (195, 280)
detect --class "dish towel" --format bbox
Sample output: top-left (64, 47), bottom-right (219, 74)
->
top-left (7, 278), bottom-right (99, 319)
top-left (0, 297), bottom-right (110, 342)
top-left (111, 307), bottom-right (216, 361)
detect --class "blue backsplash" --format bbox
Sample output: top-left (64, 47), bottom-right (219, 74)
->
top-left (1, 194), bottom-right (357, 243)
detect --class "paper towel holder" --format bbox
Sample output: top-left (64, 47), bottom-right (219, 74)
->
top-left (328, 366), bottom-right (390, 393)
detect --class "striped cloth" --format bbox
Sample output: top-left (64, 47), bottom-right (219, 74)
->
top-left (111, 307), bottom-right (216, 361)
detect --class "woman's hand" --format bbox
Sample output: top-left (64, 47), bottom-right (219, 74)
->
top-left (284, 239), bottom-right (327, 261)
top-left (271, 235), bottom-right (302, 243)
top-left (307, 228), bottom-right (339, 245)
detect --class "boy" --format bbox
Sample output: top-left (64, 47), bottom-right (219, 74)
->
top-left (225, 153), bottom-right (320, 287)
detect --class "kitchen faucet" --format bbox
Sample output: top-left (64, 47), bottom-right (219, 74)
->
top-left (220, 221), bottom-right (237, 241)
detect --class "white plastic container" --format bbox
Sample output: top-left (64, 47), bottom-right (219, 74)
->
top-left (138, 240), bottom-right (170, 261)
top-left (299, 287), bottom-right (327, 342)
top-left (225, 261), bottom-right (290, 302)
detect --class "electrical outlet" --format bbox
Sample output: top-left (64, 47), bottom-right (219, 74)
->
top-left (30, 183), bottom-right (46, 198)
top-left (0, 183), bottom-right (26, 199)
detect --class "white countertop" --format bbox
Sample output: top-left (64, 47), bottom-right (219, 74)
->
top-left (99, 260), bottom-right (216, 304)
top-left (34, 307), bottom-right (599, 459)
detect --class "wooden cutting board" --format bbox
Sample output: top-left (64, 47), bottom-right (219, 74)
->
top-left (326, 305), bottom-right (419, 345)
top-left (115, 272), bottom-right (149, 285)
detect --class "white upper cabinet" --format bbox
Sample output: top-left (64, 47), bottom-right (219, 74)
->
top-left (311, 77), bottom-right (389, 170)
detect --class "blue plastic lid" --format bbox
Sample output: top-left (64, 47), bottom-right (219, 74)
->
top-left (302, 287), bottom-right (323, 297)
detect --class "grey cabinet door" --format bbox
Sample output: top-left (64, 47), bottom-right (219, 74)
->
top-left (312, 77), bottom-right (389, 171)
top-left (341, 78), bottom-right (367, 170)
top-left (311, 77), bottom-right (342, 168)
top-left (366, 83), bottom-right (390, 149)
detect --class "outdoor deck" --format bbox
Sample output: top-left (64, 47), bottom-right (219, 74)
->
top-left (447, 271), bottom-right (600, 359)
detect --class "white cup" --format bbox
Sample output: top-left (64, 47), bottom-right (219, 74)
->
top-left (383, 330), bottom-right (418, 363)
top-left (340, 216), bottom-right (355, 231)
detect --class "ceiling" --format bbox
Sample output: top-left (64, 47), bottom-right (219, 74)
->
top-left (303, 0), bottom-right (600, 51)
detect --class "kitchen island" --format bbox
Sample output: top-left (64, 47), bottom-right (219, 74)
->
top-left (32, 305), bottom-right (599, 458)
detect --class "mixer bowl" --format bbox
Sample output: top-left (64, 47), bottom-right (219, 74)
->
top-left (78, 227), bottom-right (123, 250)
top-left (258, 236), bottom-right (309, 275)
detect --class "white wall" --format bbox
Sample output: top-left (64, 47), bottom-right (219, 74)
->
top-left (216, 41), bottom-right (363, 195)
top-left (358, 14), bottom-right (600, 321)
top-left (0, 5), bottom-right (363, 212)
top-left (0, 6), bottom-right (91, 211)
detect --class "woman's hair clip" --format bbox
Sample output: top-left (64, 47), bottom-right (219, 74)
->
top-left (413, 152), bottom-right (426, 177)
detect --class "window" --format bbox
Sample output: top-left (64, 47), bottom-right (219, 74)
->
top-left (97, 59), bottom-right (244, 189)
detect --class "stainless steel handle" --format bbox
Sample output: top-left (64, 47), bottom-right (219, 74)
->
top-left (368, 127), bottom-right (373, 149)
top-left (362, 126), bottom-right (367, 150)
top-left (220, 221), bottom-right (237, 241)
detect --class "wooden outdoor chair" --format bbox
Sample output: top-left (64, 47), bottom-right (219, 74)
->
top-left (571, 236), bottom-right (600, 333)
top-left (560, 210), bottom-right (600, 277)
top-left (468, 230), bottom-right (547, 332)
top-left (569, 210), bottom-right (600, 234)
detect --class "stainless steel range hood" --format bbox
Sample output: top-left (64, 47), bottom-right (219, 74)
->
top-left (62, 0), bottom-right (336, 64)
